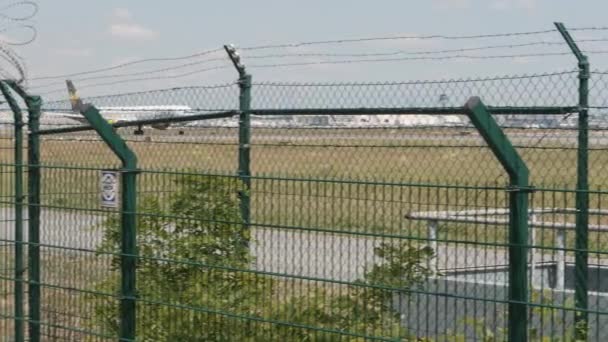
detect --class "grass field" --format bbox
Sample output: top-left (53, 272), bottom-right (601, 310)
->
top-left (1, 126), bottom-right (608, 245)
top-left (0, 246), bottom-right (113, 340)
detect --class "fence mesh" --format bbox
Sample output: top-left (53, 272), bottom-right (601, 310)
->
top-left (1, 69), bottom-right (608, 340)
top-left (250, 71), bottom-right (579, 109)
top-left (0, 118), bottom-right (16, 340)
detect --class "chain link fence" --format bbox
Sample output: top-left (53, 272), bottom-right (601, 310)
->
top-left (1, 63), bottom-right (608, 341)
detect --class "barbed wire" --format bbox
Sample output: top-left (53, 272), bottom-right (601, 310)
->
top-left (34, 50), bottom-right (590, 96)
top-left (25, 25), bottom-right (608, 97)
top-left (244, 50), bottom-right (608, 70)
top-left (32, 45), bottom-right (608, 96)
top-left (571, 26), bottom-right (608, 32)
top-left (239, 30), bottom-right (559, 51)
top-left (239, 26), bottom-right (608, 51)
top-left (0, 0), bottom-right (37, 20)
top-left (28, 26), bottom-right (608, 85)
top-left (30, 56), bottom-right (229, 90)
top-left (29, 41), bottom-right (586, 90)
top-left (37, 64), bottom-right (234, 96)
top-left (0, 1), bottom-right (38, 83)
top-left (36, 68), bottom-right (580, 102)
top-left (43, 82), bottom-right (236, 104)
top-left (241, 38), bottom-right (608, 60)
top-left (0, 23), bottom-right (36, 46)
top-left (251, 70), bottom-right (578, 86)
top-left (30, 47), bottom-right (225, 81)
top-left (0, 44), bottom-right (25, 79)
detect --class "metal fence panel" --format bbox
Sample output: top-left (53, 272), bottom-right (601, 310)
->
top-left (0, 67), bottom-right (607, 340)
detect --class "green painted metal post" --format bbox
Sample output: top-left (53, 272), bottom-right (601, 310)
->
top-left (0, 81), bottom-right (25, 342)
top-left (465, 97), bottom-right (530, 342)
top-left (120, 165), bottom-right (137, 342)
top-left (6, 81), bottom-right (43, 342)
top-left (224, 44), bottom-right (252, 244)
top-left (575, 54), bottom-right (590, 342)
top-left (78, 103), bottom-right (138, 341)
top-left (25, 94), bottom-right (42, 342)
top-left (238, 73), bottom-right (252, 237)
top-left (555, 22), bottom-right (590, 338)
top-left (120, 160), bottom-right (138, 342)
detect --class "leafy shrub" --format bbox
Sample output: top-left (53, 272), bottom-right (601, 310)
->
top-left (89, 175), bottom-right (434, 341)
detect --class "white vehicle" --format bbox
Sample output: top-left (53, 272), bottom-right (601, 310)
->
top-left (62, 80), bottom-right (193, 134)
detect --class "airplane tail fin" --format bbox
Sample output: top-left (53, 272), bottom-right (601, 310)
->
top-left (66, 79), bottom-right (84, 112)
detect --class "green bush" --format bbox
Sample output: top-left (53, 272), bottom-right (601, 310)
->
top-left (89, 175), bottom-right (433, 341)
top-left (270, 243), bottom-right (434, 341)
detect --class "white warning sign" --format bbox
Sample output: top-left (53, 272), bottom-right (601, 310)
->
top-left (100, 170), bottom-right (119, 208)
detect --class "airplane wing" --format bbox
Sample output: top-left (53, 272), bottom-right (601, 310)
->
top-left (52, 111), bottom-right (134, 125)
top-left (55, 112), bottom-right (89, 124)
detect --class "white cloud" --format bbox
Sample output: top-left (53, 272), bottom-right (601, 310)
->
top-left (108, 7), bottom-right (158, 41)
top-left (109, 23), bottom-right (158, 41)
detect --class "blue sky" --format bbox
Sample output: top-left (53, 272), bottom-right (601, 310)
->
top-left (8, 0), bottom-right (608, 98)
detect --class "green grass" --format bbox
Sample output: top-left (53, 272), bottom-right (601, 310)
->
top-left (0, 246), bottom-right (114, 340)
top-left (1, 127), bottom-right (607, 247)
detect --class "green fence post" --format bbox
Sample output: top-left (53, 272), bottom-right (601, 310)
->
top-left (76, 102), bottom-right (138, 341)
top-left (0, 81), bottom-right (25, 342)
top-left (555, 22), bottom-right (590, 338)
top-left (465, 97), bottom-right (530, 342)
top-left (224, 45), bottom-right (252, 244)
top-left (238, 73), bottom-right (252, 235)
top-left (7, 82), bottom-right (44, 342)
top-left (3, 82), bottom-right (54, 342)
top-left (25, 94), bottom-right (42, 342)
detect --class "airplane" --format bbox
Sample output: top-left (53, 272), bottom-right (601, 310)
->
top-left (60, 80), bottom-right (193, 135)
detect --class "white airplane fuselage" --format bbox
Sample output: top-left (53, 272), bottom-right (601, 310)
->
top-left (95, 105), bottom-right (192, 129)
